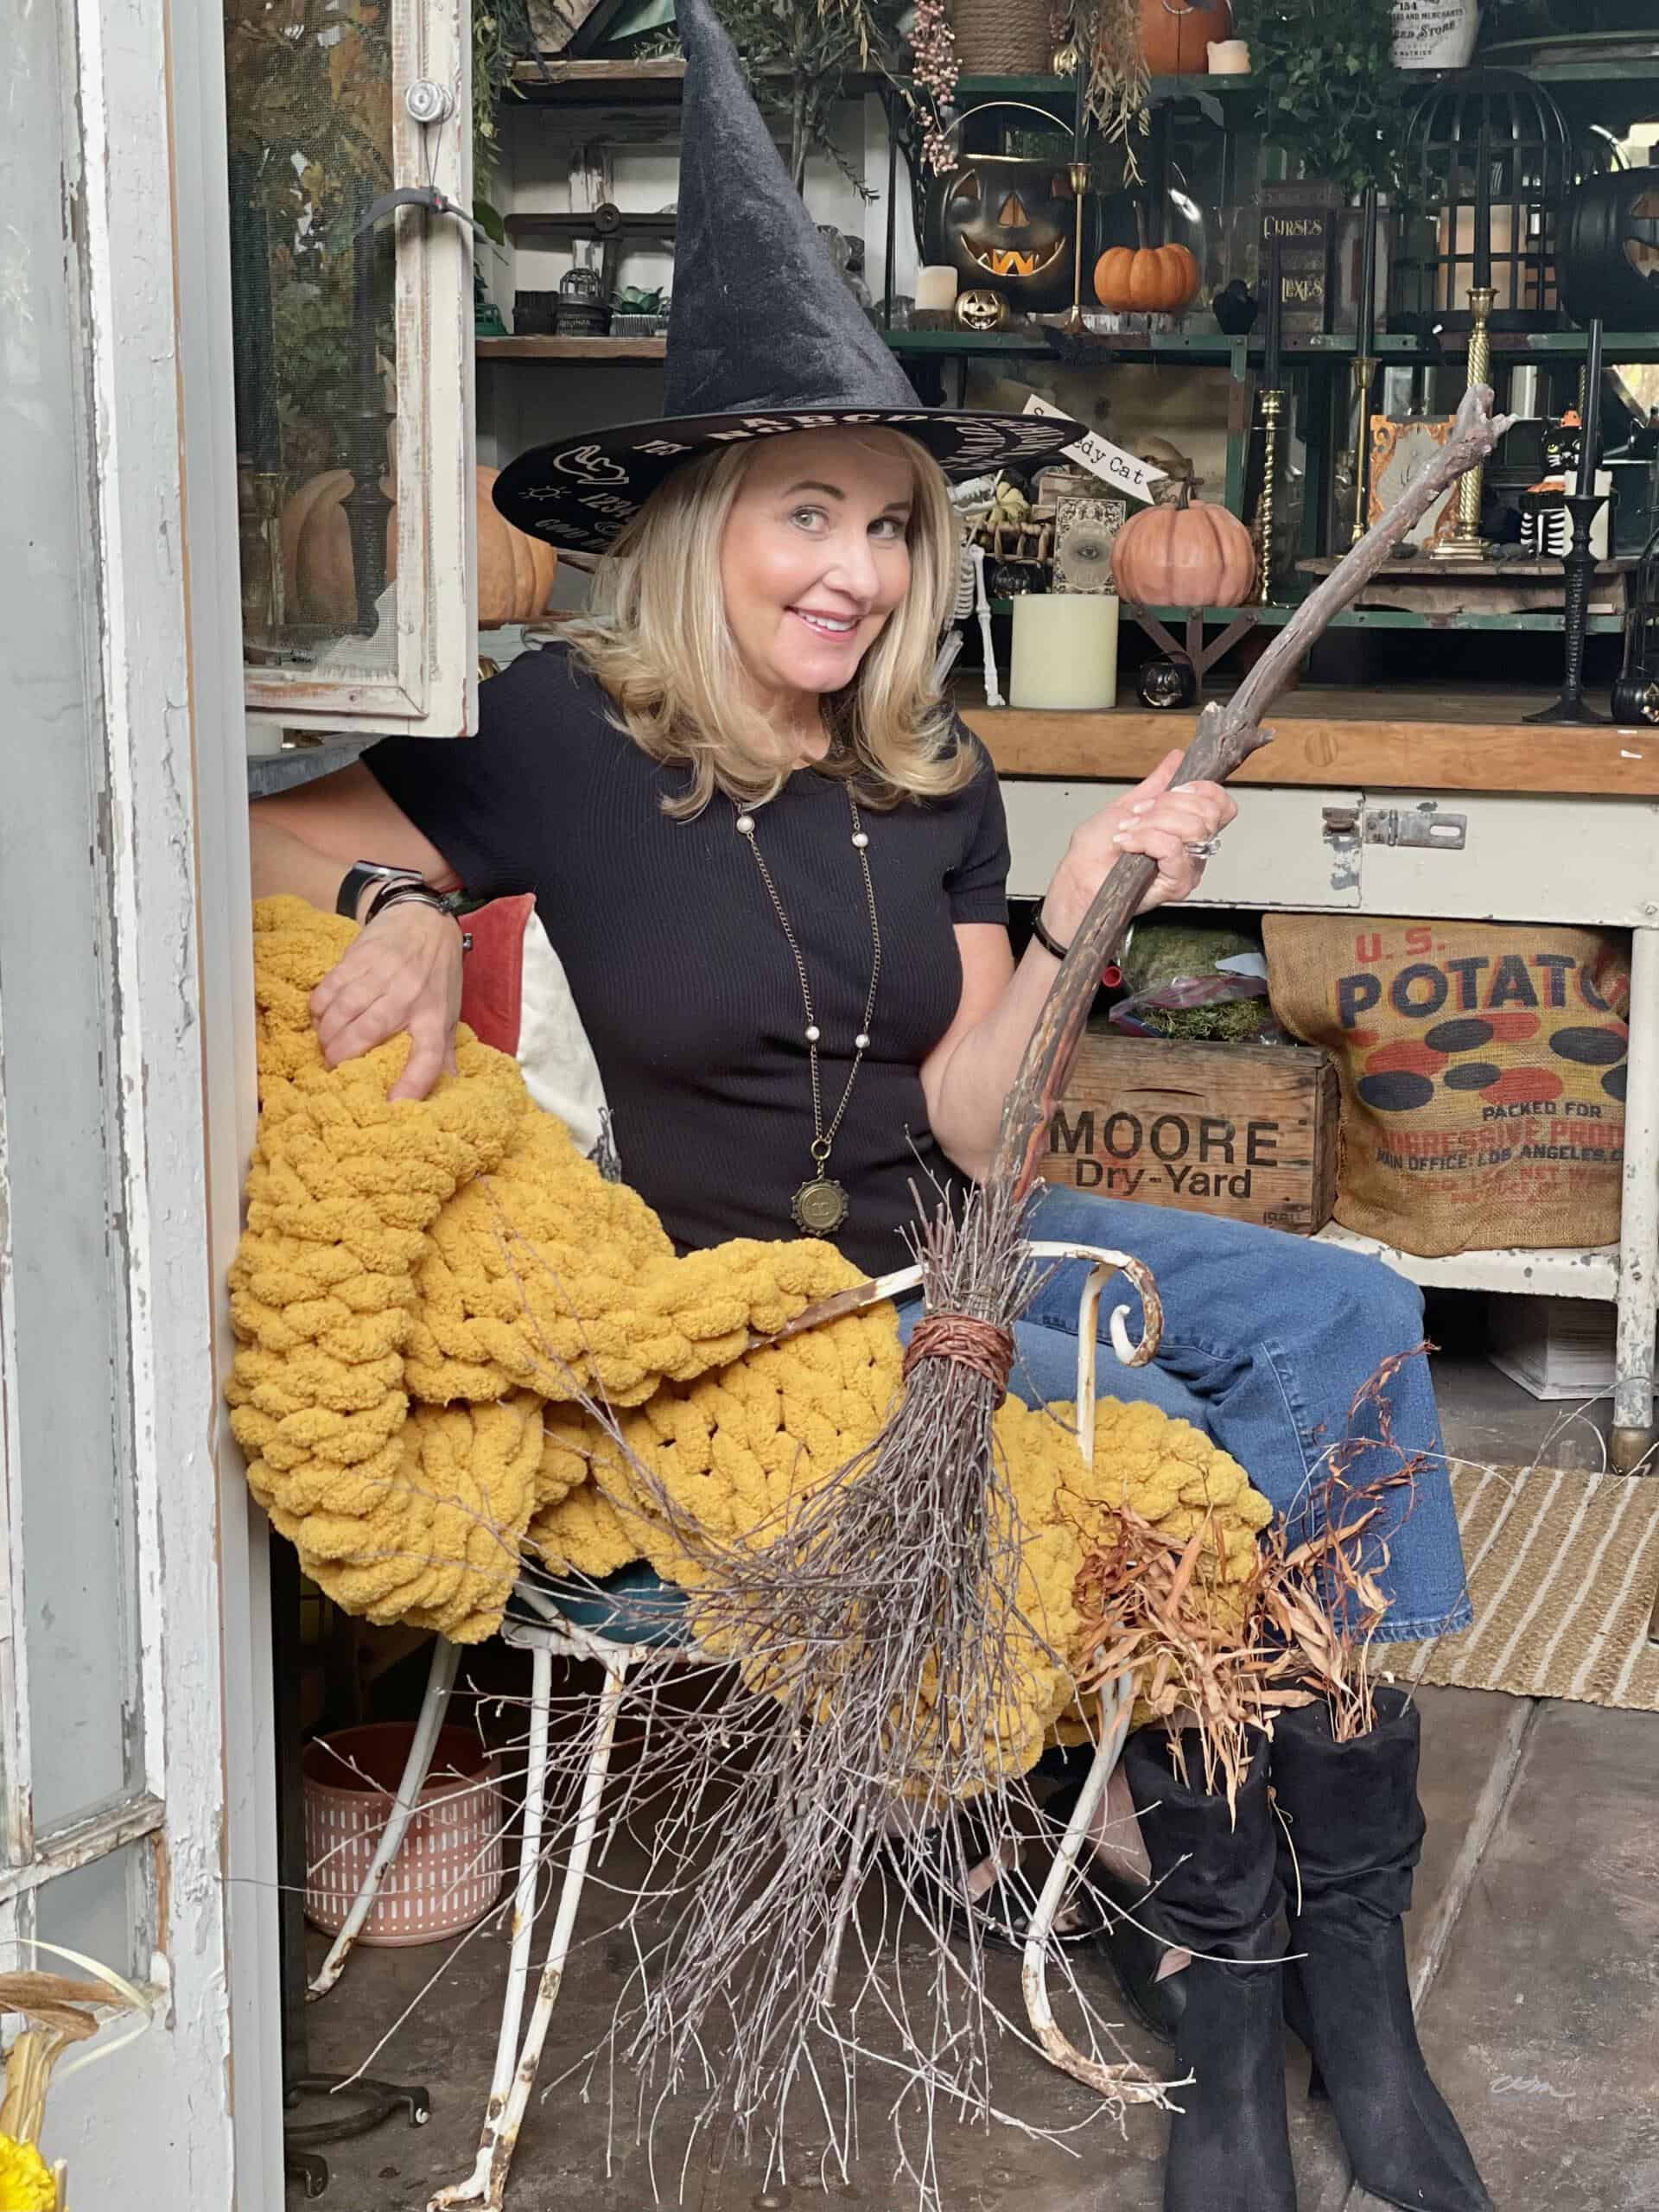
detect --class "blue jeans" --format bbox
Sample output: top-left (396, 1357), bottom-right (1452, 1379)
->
top-left (903, 1185), bottom-right (1470, 1645)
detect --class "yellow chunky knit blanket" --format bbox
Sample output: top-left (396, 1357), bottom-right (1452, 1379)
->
top-left (230, 900), bottom-right (1271, 1757)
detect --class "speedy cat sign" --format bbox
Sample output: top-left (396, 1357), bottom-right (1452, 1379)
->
top-left (1022, 395), bottom-right (1164, 503)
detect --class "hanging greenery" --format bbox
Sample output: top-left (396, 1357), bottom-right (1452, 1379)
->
top-left (706, 0), bottom-right (955, 194)
top-left (1054, 0), bottom-right (1151, 186)
top-left (1234, 0), bottom-right (1412, 200)
top-left (472, 0), bottom-right (547, 243)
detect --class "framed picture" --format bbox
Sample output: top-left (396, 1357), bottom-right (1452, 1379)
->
top-left (1368, 416), bottom-right (1459, 550)
top-left (1052, 493), bottom-right (1129, 593)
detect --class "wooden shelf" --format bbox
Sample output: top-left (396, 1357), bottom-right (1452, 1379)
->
top-left (958, 683), bottom-right (1659, 798)
top-left (476, 334), bottom-right (665, 360)
top-left (511, 56), bottom-right (689, 101)
top-left (984, 599), bottom-right (1624, 635)
top-left (506, 209), bottom-right (676, 242)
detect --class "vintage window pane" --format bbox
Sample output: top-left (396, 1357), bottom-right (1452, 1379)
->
top-left (0, 0), bottom-right (145, 1842)
top-left (225, 0), bottom-right (403, 683)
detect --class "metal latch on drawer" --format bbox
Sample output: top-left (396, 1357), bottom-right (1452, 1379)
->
top-left (1322, 805), bottom-right (1467, 852)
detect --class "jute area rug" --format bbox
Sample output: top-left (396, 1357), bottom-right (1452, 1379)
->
top-left (1397, 1461), bottom-right (1659, 1711)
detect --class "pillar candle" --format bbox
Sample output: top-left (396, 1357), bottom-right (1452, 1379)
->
top-left (914, 265), bottom-right (959, 313)
top-left (1009, 594), bottom-right (1120, 710)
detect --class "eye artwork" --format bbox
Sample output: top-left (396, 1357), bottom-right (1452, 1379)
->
top-left (1052, 494), bottom-right (1129, 595)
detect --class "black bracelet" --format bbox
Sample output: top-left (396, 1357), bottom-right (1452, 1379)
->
top-left (365, 881), bottom-right (452, 926)
top-left (1029, 907), bottom-right (1070, 961)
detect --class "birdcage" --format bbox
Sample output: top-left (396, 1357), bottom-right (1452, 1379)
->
top-left (1391, 71), bottom-right (1580, 334)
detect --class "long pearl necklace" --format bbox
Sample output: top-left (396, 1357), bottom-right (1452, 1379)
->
top-left (734, 786), bottom-right (881, 1235)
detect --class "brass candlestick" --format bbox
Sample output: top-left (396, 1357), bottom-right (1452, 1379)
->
top-left (1062, 160), bottom-right (1090, 335)
top-left (1429, 285), bottom-right (1497, 561)
top-left (1255, 388), bottom-right (1285, 605)
top-left (1349, 354), bottom-right (1377, 546)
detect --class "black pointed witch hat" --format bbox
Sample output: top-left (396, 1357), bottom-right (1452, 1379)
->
top-left (492, 0), bottom-right (1082, 552)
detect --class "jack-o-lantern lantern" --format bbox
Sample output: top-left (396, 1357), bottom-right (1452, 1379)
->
top-left (1094, 242), bottom-right (1201, 315)
top-left (926, 103), bottom-right (1089, 313)
top-left (1560, 170), bottom-right (1659, 332)
top-left (957, 288), bottom-right (1012, 332)
top-left (1111, 479), bottom-right (1255, 608)
top-left (283, 464), bottom-right (557, 632)
top-left (1139, 0), bottom-right (1233, 77)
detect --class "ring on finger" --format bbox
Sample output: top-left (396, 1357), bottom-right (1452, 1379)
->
top-left (1185, 837), bottom-right (1220, 861)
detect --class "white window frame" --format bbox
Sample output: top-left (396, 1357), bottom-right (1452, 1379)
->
top-left (242, 0), bottom-right (479, 742)
top-left (1, 0), bottom-right (281, 2192)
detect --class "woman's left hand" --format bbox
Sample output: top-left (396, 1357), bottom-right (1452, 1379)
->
top-left (1039, 750), bottom-right (1237, 940)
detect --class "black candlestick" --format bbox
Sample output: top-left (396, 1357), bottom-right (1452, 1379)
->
top-left (1526, 491), bottom-right (1612, 725)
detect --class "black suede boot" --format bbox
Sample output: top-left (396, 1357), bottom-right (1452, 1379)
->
top-left (1272, 1687), bottom-right (1492, 2212)
top-left (1124, 1727), bottom-right (1298, 2212)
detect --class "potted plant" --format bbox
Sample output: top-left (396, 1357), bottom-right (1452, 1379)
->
top-left (1233, 0), bottom-right (1411, 201)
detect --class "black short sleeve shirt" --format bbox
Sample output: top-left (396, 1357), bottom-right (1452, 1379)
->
top-left (362, 643), bottom-right (1011, 1276)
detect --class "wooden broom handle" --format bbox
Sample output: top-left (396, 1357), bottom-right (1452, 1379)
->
top-left (988, 382), bottom-right (1513, 1203)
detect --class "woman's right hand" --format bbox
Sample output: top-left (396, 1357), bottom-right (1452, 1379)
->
top-left (309, 902), bottom-right (464, 1102)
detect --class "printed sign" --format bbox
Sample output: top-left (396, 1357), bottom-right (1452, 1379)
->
top-left (1022, 396), bottom-right (1164, 504)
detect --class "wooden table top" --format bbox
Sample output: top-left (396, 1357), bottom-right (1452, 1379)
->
top-left (960, 683), bottom-right (1659, 799)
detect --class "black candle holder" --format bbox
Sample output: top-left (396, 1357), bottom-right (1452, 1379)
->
top-left (1526, 491), bottom-right (1612, 726)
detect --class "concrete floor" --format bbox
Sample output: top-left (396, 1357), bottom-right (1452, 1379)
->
top-left (289, 1312), bottom-right (1659, 2212)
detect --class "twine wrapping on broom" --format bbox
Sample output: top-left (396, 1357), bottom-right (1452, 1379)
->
top-left (901, 1311), bottom-right (1016, 1402)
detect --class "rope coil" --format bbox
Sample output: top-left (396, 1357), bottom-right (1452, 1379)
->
top-left (901, 1313), bottom-right (1016, 1405)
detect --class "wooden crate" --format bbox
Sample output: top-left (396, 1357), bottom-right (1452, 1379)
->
top-left (1037, 1033), bottom-right (1340, 1235)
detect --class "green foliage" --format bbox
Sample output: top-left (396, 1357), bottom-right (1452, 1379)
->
top-left (472, 0), bottom-right (543, 189)
top-left (225, 0), bottom-right (396, 476)
top-left (709, 0), bottom-right (912, 194)
top-left (1234, 0), bottom-right (1412, 199)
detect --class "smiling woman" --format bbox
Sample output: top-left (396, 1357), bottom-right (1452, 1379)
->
top-left (564, 429), bottom-right (967, 817)
top-left (242, 3), bottom-right (1485, 2202)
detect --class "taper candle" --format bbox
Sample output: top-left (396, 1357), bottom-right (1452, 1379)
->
top-left (1576, 318), bottom-right (1604, 500)
top-left (1264, 232), bottom-right (1283, 391)
top-left (1356, 185), bottom-right (1377, 357)
top-left (1471, 119), bottom-right (1492, 293)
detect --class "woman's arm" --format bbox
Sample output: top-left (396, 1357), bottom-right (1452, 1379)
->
top-left (920, 752), bottom-right (1235, 1180)
top-left (250, 764), bottom-right (467, 1101)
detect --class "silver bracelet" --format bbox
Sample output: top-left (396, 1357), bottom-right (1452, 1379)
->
top-left (365, 883), bottom-right (470, 951)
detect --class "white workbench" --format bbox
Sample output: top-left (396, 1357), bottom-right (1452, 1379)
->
top-left (966, 683), bottom-right (1659, 1471)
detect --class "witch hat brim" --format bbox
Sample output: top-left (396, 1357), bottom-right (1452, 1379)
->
top-left (493, 0), bottom-right (1084, 552)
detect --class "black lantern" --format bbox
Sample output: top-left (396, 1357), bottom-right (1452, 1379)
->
top-left (1611, 524), bottom-right (1659, 726)
top-left (1560, 170), bottom-right (1659, 332)
top-left (555, 265), bottom-right (609, 339)
top-left (1392, 71), bottom-right (1579, 334)
top-left (925, 102), bottom-right (1090, 315)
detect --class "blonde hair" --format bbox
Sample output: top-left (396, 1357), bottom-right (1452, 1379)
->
top-left (565, 430), bottom-right (976, 817)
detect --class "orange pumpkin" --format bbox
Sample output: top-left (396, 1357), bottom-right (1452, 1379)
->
top-left (1140, 0), bottom-right (1233, 77)
top-left (1110, 480), bottom-right (1255, 608)
top-left (282, 463), bottom-right (557, 631)
top-left (1092, 241), bottom-right (1201, 315)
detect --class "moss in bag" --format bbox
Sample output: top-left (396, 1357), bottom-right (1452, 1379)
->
top-left (1109, 915), bottom-right (1281, 1043)
top-left (1264, 914), bottom-right (1630, 1259)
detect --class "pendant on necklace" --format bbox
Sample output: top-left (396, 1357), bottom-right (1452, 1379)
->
top-left (791, 1176), bottom-right (849, 1235)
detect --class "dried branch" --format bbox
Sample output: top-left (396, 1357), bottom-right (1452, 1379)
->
top-left (988, 381), bottom-right (1513, 1202)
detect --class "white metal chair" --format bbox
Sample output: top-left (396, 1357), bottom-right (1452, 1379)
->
top-left (305, 1243), bottom-right (1160, 2212)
